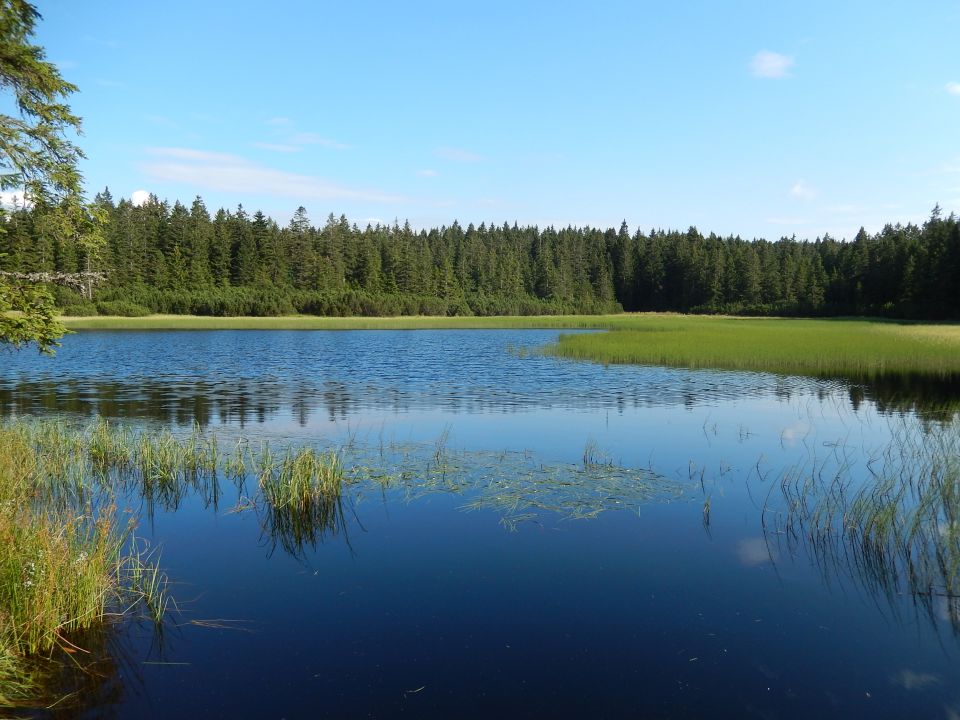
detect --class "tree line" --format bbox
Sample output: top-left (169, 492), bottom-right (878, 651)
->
top-left (1, 191), bottom-right (957, 318)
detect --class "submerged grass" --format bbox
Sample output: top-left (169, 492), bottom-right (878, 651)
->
top-left (769, 417), bottom-right (960, 630)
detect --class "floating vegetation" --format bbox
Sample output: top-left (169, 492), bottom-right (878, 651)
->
top-left (342, 441), bottom-right (685, 528)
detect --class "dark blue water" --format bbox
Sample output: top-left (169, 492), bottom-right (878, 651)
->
top-left (3, 330), bottom-right (959, 719)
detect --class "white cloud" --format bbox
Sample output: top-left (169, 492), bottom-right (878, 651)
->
top-left (737, 537), bottom-right (778, 567)
top-left (417, 169), bottom-right (438, 177)
top-left (750, 50), bottom-right (795, 79)
top-left (145, 114), bottom-right (180, 129)
top-left (789, 179), bottom-right (817, 200)
top-left (141, 147), bottom-right (403, 204)
top-left (130, 189), bottom-right (151, 206)
top-left (947, 82), bottom-right (960, 96)
top-left (890, 669), bottom-right (941, 690)
top-left (255, 128), bottom-right (350, 153)
top-left (436, 146), bottom-right (483, 162)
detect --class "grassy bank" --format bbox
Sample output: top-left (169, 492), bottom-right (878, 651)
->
top-left (59, 313), bottom-right (622, 331)
top-left (548, 316), bottom-right (960, 379)
top-left (59, 313), bottom-right (960, 380)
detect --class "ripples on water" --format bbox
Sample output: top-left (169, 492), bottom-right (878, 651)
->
top-left (0, 329), bottom-right (848, 424)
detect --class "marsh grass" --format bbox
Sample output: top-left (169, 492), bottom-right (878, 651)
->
top-left (59, 313), bottom-right (622, 332)
top-left (0, 427), bottom-right (172, 710)
top-left (255, 445), bottom-right (346, 556)
top-left (548, 316), bottom-right (960, 380)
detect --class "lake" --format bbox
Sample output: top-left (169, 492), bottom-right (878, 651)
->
top-left (3, 329), bottom-right (959, 719)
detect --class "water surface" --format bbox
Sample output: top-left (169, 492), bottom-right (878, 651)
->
top-left (3, 329), bottom-right (959, 719)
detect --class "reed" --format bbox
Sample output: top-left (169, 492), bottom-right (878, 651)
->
top-left (256, 445), bottom-right (346, 556)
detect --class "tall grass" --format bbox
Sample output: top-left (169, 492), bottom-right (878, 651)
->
top-left (256, 445), bottom-right (346, 557)
top-left (0, 427), bottom-right (171, 710)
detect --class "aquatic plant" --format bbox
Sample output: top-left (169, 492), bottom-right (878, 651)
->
top-left (255, 445), bottom-right (346, 557)
top-left (768, 417), bottom-right (960, 630)
top-left (0, 428), bottom-right (171, 709)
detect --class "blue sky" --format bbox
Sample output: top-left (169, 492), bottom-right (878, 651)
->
top-left (28, 0), bottom-right (960, 239)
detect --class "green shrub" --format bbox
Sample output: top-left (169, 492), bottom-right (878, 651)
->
top-left (59, 303), bottom-right (98, 316)
top-left (94, 300), bottom-right (152, 317)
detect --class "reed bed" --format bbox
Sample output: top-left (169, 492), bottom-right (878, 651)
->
top-left (549, 316), bottom-right (960, 380)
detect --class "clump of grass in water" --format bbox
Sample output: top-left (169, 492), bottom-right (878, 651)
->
top-left (582, 439), bottom-right (613, 468)
top-left (87, 417), bottom-right (134, 472)
top-left (256, 445), bottom-right (346, 557)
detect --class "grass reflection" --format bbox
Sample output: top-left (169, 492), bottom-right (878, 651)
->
top-left (768, 418), bottom-right (960, 631)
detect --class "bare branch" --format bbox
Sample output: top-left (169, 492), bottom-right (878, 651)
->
top-left (0, 270), bottom-right (105, 291)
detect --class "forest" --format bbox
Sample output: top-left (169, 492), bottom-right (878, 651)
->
top-left (1, 191), bottom-right (958, 319)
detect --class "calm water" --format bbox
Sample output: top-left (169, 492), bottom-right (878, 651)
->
top-left (3, 330), bottom-right (960, 719)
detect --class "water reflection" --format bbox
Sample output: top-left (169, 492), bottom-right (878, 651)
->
top-left (4, 372), bottom-right (958, 430)
top-left (0, 329), bottom-right (851, 428)
top-left (11, 624), bottom-right (134, 719)
top-left (2, 331), bottom-right (958, 429)
top-left (6, 330), bottom-right (960, 717)
top-left (850, 372), bottom-right (960, 422)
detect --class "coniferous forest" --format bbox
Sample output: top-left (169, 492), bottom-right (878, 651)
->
top-left (2, 190), bottom-right (958, 319)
